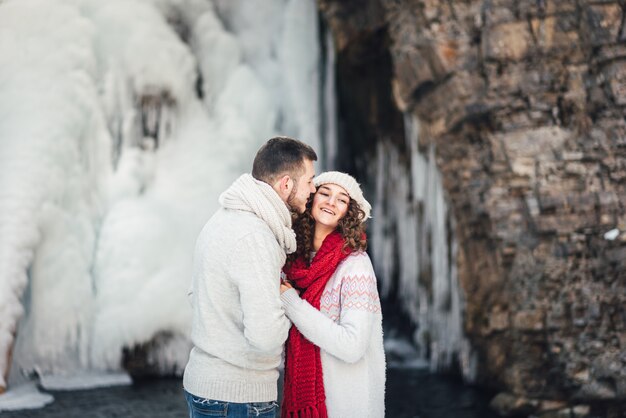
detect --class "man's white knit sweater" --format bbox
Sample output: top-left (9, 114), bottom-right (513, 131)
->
top-left (183, 174), bottom-right (294, 403)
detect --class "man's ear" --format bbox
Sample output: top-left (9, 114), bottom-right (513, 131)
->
top-left (273, 174), bottom-right (292, 199)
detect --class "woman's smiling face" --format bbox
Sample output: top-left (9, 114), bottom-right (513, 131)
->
top-left (311, 183), bottom-right (350, 229)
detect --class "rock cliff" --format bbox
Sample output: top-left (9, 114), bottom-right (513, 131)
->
top-left (319, 1), bottom-right (626, 416)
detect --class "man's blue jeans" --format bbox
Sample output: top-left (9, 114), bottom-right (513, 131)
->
top-left (184, 390), bottom-right (278, 418)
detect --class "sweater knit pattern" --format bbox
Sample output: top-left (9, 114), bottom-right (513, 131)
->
top-left (320, 273), bottom-right (381, 322)
top-left (281, 251), bottom-right (386, 418)
top-left (183, 175), bottom-right (293, 403)
top-left (219, 173), bottom-right (296, 254)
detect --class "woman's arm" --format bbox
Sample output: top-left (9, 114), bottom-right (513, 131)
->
top-left (281, 272), bottom-right (380, 364)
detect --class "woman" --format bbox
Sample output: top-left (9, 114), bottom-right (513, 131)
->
top-left (280, 171), bottom-right (386, 418)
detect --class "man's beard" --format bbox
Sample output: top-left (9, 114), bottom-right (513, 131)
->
top-left (286, 178), bottom-right (300, 213)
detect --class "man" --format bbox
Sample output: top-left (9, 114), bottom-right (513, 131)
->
top-left (183, 137), bottom-right (317, 418)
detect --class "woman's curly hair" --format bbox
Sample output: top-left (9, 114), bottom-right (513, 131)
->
top-left (287, 190), bottom-right (368, 266)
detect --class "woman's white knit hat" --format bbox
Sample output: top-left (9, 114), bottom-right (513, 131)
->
top-left (314, 171), bottom-right (372, 222)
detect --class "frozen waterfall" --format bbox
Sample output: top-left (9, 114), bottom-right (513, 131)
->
top-left (0, 0), bottom-right (476, 412)
top-left (371, 114), bottom-right (476, 380)
top-left (0, 0), bottom-right (322, 397)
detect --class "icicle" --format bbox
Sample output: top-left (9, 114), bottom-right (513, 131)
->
top-left (371, 142), bottom-right (395, 299)
top-left (371, 113), bottom-right (472, 377)
top-left (322, 29), bottom-right (338, 170)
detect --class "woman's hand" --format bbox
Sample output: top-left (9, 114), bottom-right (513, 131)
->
top-left (280, 280), bottom-right (299, 295)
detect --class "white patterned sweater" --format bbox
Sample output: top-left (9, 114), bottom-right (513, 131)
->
top-left (281, 251), bottom-right (386, 418)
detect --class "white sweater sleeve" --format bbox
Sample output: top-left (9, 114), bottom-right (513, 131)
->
top-left (281, 271), bottom-right (379, 364)
top-left (229, 232), bottom-right (291, 353)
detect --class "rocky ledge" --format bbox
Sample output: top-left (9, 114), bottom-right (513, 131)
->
top-left (319, 1), bottom-right (626, 416)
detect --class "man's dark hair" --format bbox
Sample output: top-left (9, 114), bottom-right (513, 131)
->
top-left (252, 136), bottom-right (317, 184)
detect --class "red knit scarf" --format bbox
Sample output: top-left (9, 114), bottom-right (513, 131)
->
top-left (281, 231), bottom-right (351, 418)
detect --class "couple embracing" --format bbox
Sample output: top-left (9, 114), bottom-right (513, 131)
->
top-left (183, 137), bottom-right (386, 418)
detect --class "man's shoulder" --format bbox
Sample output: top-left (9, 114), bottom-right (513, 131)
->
top-left (203, 208), bottom-right (276, 243)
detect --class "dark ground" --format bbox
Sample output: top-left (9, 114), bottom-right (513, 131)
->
top-left (0, 368), bottom-right (499, 418)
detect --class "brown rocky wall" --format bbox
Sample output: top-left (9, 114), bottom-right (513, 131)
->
top-left (319, 0), bottom-right (626, 415)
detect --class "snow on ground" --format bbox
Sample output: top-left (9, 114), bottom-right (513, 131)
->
top-left (0, 383), bottom-right (53, 412)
